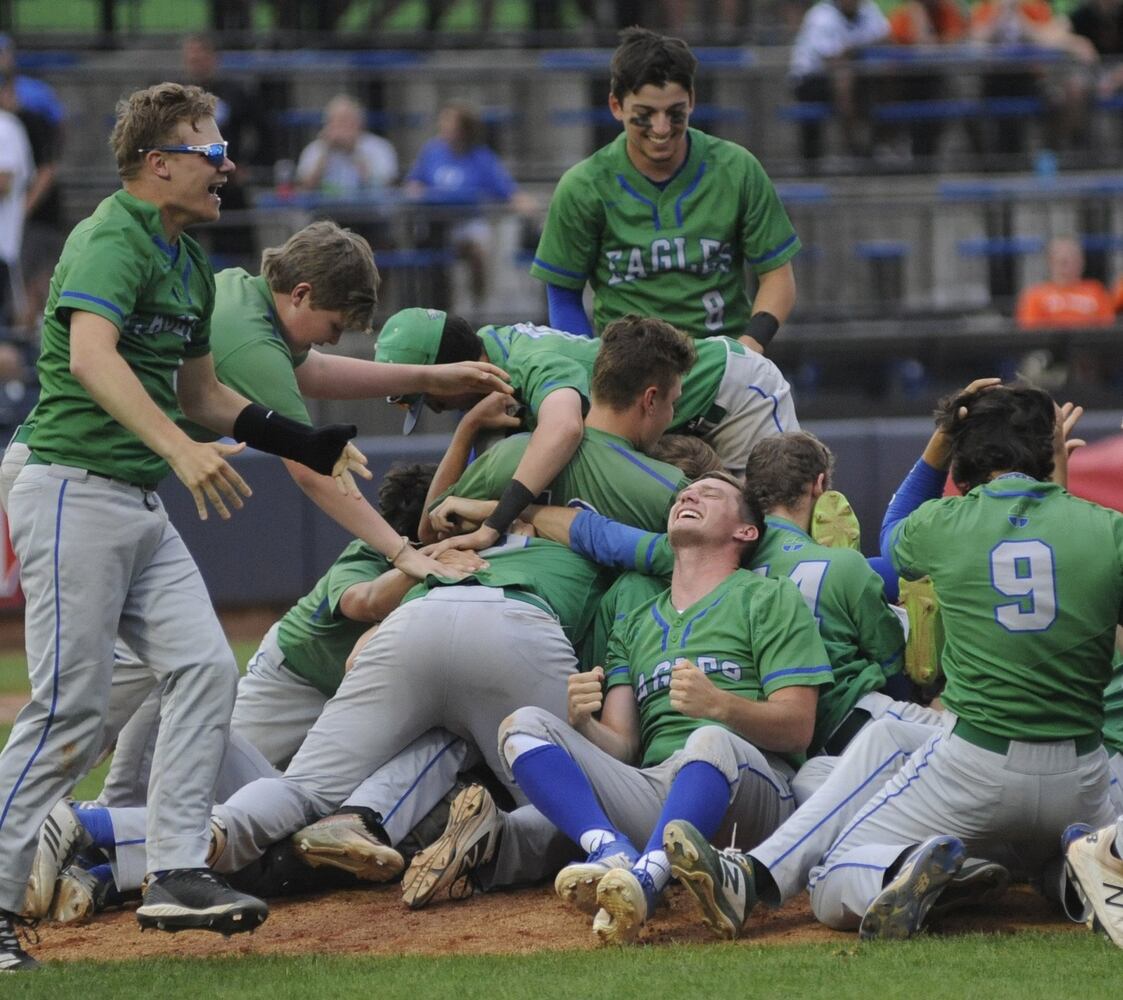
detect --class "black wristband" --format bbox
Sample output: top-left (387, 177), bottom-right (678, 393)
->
top-left (746, 311), bottom-right (780, 348)
top-left (484, 478), bottom-right (536, 535)
top-left (232, 403), bottom-right (356, 476)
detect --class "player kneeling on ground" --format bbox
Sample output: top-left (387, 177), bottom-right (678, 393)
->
top-left (498, 473), bottom-right (832, 944)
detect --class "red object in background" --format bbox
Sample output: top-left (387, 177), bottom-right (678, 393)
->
top-left (938, 436), bottom-right (1122, 506)
top-left (1067, 434), bottom-right (1123, 513)
top-left (0, 509), bottom-right (21, 609)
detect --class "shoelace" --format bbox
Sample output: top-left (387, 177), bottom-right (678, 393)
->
top-left (0, 914), bottom-right (39, 951)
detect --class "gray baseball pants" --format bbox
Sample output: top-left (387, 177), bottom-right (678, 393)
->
top-left (211, 587), bottom-right (577, 871)
top-left (704, 346), bottom-right (800, 477)
top-left (499, 707), bottom-right (797, 853)
top-left (0, 463), bottom-right (236, 910)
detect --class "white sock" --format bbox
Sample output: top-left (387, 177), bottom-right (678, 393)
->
top-left (579, 829), bottom-right (618, 855)
top-left (633, 849), bottom-right (672, 894)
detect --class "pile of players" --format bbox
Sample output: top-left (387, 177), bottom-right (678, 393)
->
top-left (2, 27), bottom-right (1123, 974)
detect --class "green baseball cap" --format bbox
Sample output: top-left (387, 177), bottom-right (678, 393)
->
top-left (374, 307), bottom-right (447, 434)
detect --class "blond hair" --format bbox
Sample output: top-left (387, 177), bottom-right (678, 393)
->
top-left (260, 221), bottom-right (380, 333)
top-left (111, 82), bottom-right (217, 180)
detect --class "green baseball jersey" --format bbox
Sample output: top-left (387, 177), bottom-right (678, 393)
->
top-left (523, 329), bottom-right (734, 434)
top-left (605, 569), bottom-right (832, 767)
top-left (531, 129), bottom-right (800, 340)
top-left (581, 569), bottom-right (668, 671)
top-left (403, 534), bottom-right (612, 647)
top-left (276, 540), bottom-right (391, 697)
top-left (182, 268), bottom-right (311, 440)
top-left (1100, 650), bottom-right (1123, 756)
top-left (29, 190), bottom-right (215, 486)
top-left (477, 322), bottom-right (592, 430)
top-left (433, 426), bottom-right (688, 533)
top-left (888, 476), bottom-right (1123, 742)
top-left (753, 516), bottom-right (904, 754)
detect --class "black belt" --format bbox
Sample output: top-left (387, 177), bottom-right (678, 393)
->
top-left (822, 707), bottom-right (873, 757)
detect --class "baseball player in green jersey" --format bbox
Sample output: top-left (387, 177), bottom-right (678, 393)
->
top-left (380, 308), bottom-right (797, 482)
top-left (498, 472), bottom-right (831, 945)
top-left (660, 381), bottom-right (1122, 944)
top-left (378, 312), bottom-right (692, 551)
top-left (531, 28), bottom-right (799, 352)
top-left (166, 328), bottom-right (695, 884)
top-left (0, 83), bottom-right (381, 969)
top-left (28, 463), bottom-right (486, 922)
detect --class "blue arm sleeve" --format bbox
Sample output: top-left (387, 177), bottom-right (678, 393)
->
top-left (879, 459), bottom-right (948, 561)
top-left (570, 509), bottom-right (661, 570)
top-left (547, 284), bottom-right (594, 338)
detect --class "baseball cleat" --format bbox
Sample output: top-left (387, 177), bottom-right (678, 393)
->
top-left (810, 490), bottom-right (861, 551)
top-left (400, 784), bottom-right (500, 910)
top-left (1064, 823), bottom-right (1123, 947)
top-left (294, 808), bottom-right (404, 882)
top-left (136, 869), bottom-right (268, 935)
top-left (49, 865), bottom-right (110, 925)
top-left (859, 835), bottom-right (965, 940)
top-left (554, 838), bottom-right (639, 915)
top-left (0, 910), bottom-right (39, 972)
top-left (592, 868), bottom-right (656, 946)
top-left (899, 576), bottom-right (943, 687)
top-left (928, 857), bottom-right (1010, 922)
top-left (23, 799), bottom-right (91, 919)
top-left (664, 820), bottom-right (756, 940)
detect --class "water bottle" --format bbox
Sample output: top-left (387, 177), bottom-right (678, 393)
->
top-left (274, 158), bottom-right (295, 200)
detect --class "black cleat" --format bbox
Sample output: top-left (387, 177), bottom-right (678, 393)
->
top-left (0, 910), bottom-right (39, 971)
top-left (136, 869), bottom-right (268, 936)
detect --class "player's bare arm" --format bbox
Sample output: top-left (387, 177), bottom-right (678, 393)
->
top-left (420, 391), bottom-right (522, 543)
top-left (739, 263), bottom-right (796, 354)
top-left (566, 672), bottom-right (641, 763)
top-left (438, 387), bottom-right (585, 552)
top-left (295, 351), bottom-right (513, 400)
top-left (669, 661), bottom-right (817, 754)
top-left (69, 312), bottom-right (251, 521)
top-left (339, 547), bottom-right (488, 623)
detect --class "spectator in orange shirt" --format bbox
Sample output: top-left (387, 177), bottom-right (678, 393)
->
top-left (1016, 236), bottom-right (1115, 327)
top-left (887, 0), bottom-right (969, 158)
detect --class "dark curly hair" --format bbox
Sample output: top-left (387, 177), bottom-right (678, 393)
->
top-left (936, 383), bottom-right (1055, 493)
top-left (379, 463), bottom-right (438, 541)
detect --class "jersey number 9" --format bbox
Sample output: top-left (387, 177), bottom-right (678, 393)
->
top-left (990, 539), bottom-right (1057, 633)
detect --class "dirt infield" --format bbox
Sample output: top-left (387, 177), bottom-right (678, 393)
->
top-left (32, 880), bottom-right (1079, 963)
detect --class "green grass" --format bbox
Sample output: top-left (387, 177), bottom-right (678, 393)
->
top-left (2, 935), bottom-right (1120, 998)
top-left (12, 0), bottom-right (567, 34)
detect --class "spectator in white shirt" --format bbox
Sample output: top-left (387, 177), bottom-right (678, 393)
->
top-left (789, 0), bottom-right (890, 166)
top-left (295, 94), bottom-right (398, 198)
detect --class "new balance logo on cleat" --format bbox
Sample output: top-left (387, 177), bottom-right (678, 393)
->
top-left (1102, 882), bottom-right (1123, 908)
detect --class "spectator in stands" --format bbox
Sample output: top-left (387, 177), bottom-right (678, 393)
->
top-left (1016, 235), bottom-right (1115, 386)
top-left (405, 101), bottom-right (536, 306)
top-left (789, 0), bottom-right (890, 166)
top-left (1016, 236), bottom-right (1115, 327)
top-left (0, 96), bottom-right (33, 329)
top-left (181, 33), bottom-right (270, 262)
top-left (1070, 0), bottom-right (1123, 120)
top-left (887, 0), bottom-right (969, 160)
top-left (969, 0), bottom-right (1098, 155)
top-left (0, 35), bottom-right (63, 332)
top-left (296, 94), bottom-right (398, 198)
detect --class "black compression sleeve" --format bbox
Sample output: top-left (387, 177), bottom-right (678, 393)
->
top-left (483, 478), bottom-right (536, 535)
top-left (745, 311), bottom-right (780, 348)
top-left (232, 403), bottom-right (357, 476)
